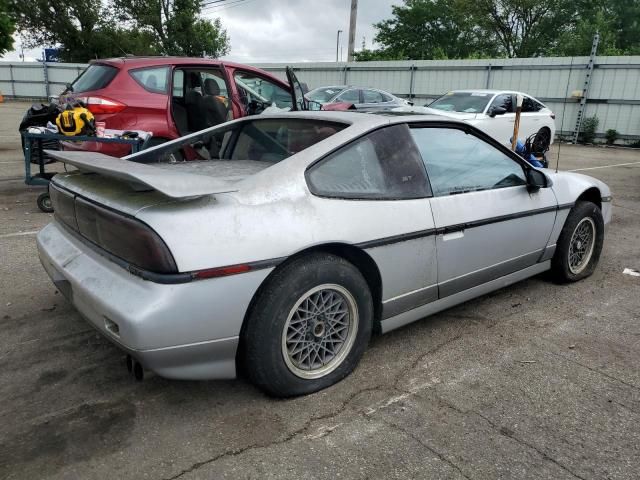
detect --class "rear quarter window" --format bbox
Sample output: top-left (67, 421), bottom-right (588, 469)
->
top-left (130, 66), bottom-right (170, 94)
top-left (306, 124), bottom-right (430, 200)
top-left (71, 64), bottom-right (119, 93)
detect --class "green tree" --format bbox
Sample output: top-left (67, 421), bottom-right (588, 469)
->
top-left (13, 0), bottom-right (158, 62)
top-left (456, 0), bottom-right (576, 58)
top-left (0, 0), bottom-right (15, 55)
top-left (554, 0), bottom-right (640, 56)
top-left (115, 0), bottom-right (230, 57)
top-left (362, 0), bottom-right (496, 60)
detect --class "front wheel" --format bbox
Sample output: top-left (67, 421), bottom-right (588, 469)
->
top-left (242, 253), bottom-right (373, 397)
top-left (551, 201), bottom-right (604, 282)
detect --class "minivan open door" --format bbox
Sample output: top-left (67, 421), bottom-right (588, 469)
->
top-left (286, 66), bottom-right (308, 111)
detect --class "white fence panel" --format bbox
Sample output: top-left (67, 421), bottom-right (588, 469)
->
top-left (1, 57), bottom-right (639, 139)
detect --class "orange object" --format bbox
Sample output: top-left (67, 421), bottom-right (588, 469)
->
top-left (0, 92), bottom-right (4, 103)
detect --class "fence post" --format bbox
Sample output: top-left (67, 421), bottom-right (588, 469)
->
top-left (485, 63), bottom-right (492, 89)
top-left (42, 53), bottom-right (50, 99)
top-left (343, 65), bottom-right (349, 85)
top-left (9, 64), bottom-right (15, 98)
top-left (409, 64), bottom-right (416, 101)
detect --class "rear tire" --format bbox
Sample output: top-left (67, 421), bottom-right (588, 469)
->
top-left (242, 253), bottom-right (373, 397)
top-left (551, 201), bottom-right (604, 282)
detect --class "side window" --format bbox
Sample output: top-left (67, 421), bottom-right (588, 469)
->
top-left (489, 94), bottom-right (513, 113)
top-left (522, 96), bottom-right (542, 112)
top-left (130, 66), bottom-right (170, 94)
top-left (201, 72), bottom-right (228, 98)
top-left (307, 124), bottom-right (430, 199)
top-left (381, 92), bottom-right (394, 102)
top-left (336, 89), bottom-right (360, 103)
top-left (363, 89), bottom-right (384, 103)
top-left (234, 71), bottom-right (292, 113)
top-left (172, 69), bottom-right (184, 98)
top-left (410, 127), bottom-right (526, 197)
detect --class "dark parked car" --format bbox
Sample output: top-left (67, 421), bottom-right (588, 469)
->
top-left (59, 57), bottom-right (305, 157)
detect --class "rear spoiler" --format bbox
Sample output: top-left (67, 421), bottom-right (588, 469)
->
top-left (44, 150), bottom-right (237, 199)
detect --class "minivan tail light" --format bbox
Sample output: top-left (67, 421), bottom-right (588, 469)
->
top-left (80, 96), bottom-right (126, 114)
top-left (550, 113), bottom-right (556, 120)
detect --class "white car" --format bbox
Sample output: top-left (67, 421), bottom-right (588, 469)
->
top-left (395, 90), bottom-right (556, 149)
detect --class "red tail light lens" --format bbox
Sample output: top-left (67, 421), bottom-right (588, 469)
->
top-left (79, 96), bottom-right (127, 115)
top-left (74, 197), bottom-right (177, 273)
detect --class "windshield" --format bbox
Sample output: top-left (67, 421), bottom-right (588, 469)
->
top-left (307, 87), bottom-right (344, 103)
top-left (429, 92), bottom-right (491, 113)
top-left (70, 64), bottom-right (118, 93)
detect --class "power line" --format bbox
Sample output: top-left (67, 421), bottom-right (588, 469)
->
top-left (201, 0), bottom-right (255, 11)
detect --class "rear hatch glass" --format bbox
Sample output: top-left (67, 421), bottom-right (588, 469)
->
top-left (70, 64), bottom-right (119, 93)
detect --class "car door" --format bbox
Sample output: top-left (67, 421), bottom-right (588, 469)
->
top-left (305, 123), bottom-right (439, 320)
top-left (360, 89), bottom-right (386, 110)
top-left (409, 124), bottom-right (557, 298)
top-left (335, 88), bottom-right (361, 106)
top-left (480, 93), bottom-right (516, 146)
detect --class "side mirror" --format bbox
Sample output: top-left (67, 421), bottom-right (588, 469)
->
top-left (526, 168), bottom-right (549, 190)
top-left (489, 106), bottom-right (507, 118)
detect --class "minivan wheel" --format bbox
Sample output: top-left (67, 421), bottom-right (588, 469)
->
top-left (551, 201), bottom-right (604, 282)
top-left (243, 253), bottom-right (373, 397)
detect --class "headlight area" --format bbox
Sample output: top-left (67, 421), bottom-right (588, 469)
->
top-left (50, 182), bottom-right (178, 275)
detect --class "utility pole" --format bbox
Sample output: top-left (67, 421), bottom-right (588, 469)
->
top-left (336, 30), bottom-right (343, 63)
top-left (347, 0), bottom-right (358, 62)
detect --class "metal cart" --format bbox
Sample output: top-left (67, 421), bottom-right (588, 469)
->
top-left (22, 131), bottom-right (149, 212)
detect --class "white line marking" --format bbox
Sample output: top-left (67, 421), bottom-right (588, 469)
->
top-left (0, 230), bottom-right (39, 239)
top-left (0, 161), bottom-right (21, 164)
top-left (623, 268), bottom-right (640, 277)
top-left (569, 161), bottom-right (640, 172)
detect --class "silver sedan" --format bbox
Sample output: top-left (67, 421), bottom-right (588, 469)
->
top-left (306, 85), bottom-right (410, 110)
top-left (38, 112), bottom-right (612, 396)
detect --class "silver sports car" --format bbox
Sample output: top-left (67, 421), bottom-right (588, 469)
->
top-left (38, 111), bottom-right (612, 397)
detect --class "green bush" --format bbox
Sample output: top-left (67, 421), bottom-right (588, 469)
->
top-left (580, 116), bottom-right (599, 144)
top-left (605, 129), bottom-right (618, 145)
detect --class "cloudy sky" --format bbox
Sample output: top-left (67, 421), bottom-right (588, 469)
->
top-left (2, 0), bottom-right (400, 63)
top-left (208, 0), bottom-right (400, 63)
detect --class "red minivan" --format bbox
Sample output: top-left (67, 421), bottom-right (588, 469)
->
top-left (60, 57), bottom-right (306, 157)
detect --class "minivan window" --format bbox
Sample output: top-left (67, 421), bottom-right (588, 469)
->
top-left (130, 66), bottom-right (169, 94)
top-left (71, 64), bottom-right (118, 93)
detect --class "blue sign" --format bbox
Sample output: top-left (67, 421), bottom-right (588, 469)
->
top-left (44, 48), bottom-right (61, 62)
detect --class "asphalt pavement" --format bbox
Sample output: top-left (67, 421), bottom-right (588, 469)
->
top-left (1, 101), bottom-right (639, 480)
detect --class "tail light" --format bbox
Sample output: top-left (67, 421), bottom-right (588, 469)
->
top-left (78, 96), bottom-right (127, 115)
top-left (74, 198), bottom-right (176, 273)
top-left (52, 183), bottom-right (177, 274)
top-left (550, 113), bottom-right (556, 120)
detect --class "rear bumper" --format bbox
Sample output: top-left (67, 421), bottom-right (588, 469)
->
top-left (37, 221), bottom-right (272, 380)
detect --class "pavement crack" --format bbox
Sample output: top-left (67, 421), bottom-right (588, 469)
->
top-left (547, 350), bottom-right (640, 392)
top-left (377, 417), bottom-right (473, 480)
top-left (161, 384), bottom-right (393, 480)
top-left (471, 410), bottom-right (587, 480)
top-left (393, 330), bottom-right (465, 391)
